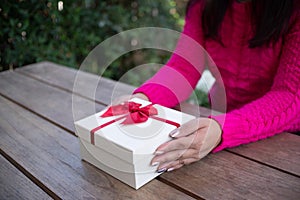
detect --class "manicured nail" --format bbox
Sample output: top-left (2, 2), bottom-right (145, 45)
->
top-left (157, 168), bottom-right (167, 173)
top-left (154, 150), bottom-right (164, 155)
top-left (169, 129), bottom-right (179, 137)
top-left (167, 168), bottom-right (174, 172)
top-left (151, 162), bottom-right (159, 166)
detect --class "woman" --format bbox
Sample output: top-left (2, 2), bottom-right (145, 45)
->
top-left (132, 0), bottom-right (300, 173)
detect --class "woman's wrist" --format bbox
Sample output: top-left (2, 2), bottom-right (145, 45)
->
top-left (209, 118), bottom-right (223, 149)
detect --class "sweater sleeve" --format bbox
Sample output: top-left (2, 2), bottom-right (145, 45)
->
top-left (133, 1), bottom-right (206, 107)
top-left (212, 14), bottom-right (300, 152)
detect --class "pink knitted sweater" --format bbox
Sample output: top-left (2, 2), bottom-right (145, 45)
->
top-left (134, 1), bottom-right (300, 151)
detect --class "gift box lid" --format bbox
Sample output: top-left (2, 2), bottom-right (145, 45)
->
top-left (74, 98), bottom-right (196, 164)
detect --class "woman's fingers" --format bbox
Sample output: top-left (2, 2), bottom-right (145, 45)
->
top-left (156, 118), bottom-right (220, 154)
top-left (169, 118), bottom-right (212, 138)
top-left (169, 118), bottom-right (200, 138)
top-left (151, 118), bottom-right (223, 172)
top-left (155, 135), bottom-right (194, 155)
top-left (151, 148), bottom-right (199, 168)
top-left (111, 93), bottom-right (149, 105)
top-left (111, 95), bottom-right (132, 105)
top-left (155, 129), bottom-right (207, 154)
top-left (156, 157), bottom-right (200, 172)
top-left (131, 93), bottom-right (149, 101)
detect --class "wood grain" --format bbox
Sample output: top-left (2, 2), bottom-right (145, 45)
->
top-left (5, 63), bottom-right (300, 199)
top-left (0, 95), bottom-right (194, 200)
top-left (0, 70), bottom-right (105, 133)
top-left (160, 151), bottom-right (300, 200)
top-left (228, 132), bottom-right (300, 176)
top-left (16, 62), bottom-right (300, 177)
top-left (17, 61), bottom-right (136, 105)
top-left (0, 154), bottom-right (51, 200)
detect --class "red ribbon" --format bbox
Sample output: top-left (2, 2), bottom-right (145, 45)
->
top-left (90, 102), bottom-right (180, 145)
top-left (101, 102), bottom-right (158, 124)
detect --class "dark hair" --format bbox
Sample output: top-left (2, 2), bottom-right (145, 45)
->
top-left (187, 0), bottom-right (295, 48)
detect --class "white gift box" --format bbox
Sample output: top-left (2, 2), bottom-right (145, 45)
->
top-left (74, 98), bottom-right (195, 189)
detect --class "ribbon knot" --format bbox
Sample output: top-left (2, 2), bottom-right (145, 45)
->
top-left (101, 102), bottom-right (158, 124)
top-left (89, 101), bottom-right (180, 145)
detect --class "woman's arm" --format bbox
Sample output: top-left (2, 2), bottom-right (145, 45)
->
top-left (212, 13), bottom-right (300, 152)
top-left (150, 10), bottom-right (300, 173)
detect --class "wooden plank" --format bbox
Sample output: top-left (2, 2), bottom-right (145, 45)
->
top-left (0, 96), bottom-right (194, 199)
top-left (16, 62), bottom-right (219, 115)
top-left (160, 151), bottom-right (300, 200)
top-left (0, 154), bottom-right (51, 200)
top-left (0, 70), bottom-right (105, 133)
top-left (9, 64), bottom-right (300, 199)
top-left (16, 62), bottom-right (214, 116)
top-left (16, 61), bottom-right (136, 105)
top-left (16, 62), bottom-right (300, 177)
top-left (228, 132), bottom-right (300, 176)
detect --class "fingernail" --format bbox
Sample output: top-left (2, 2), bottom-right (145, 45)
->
top-left (157, 168), bottom-right (167, 173)
top-left (151, 162), bottom-right (159, 166)
top-left (154, 150), bottom-right (164, 155)
top-left (169, 129), bottom-right (179, 137)
top-left (167, 168), bottom-right (174, 172)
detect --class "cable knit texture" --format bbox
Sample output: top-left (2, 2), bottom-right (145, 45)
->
top-left (134, 0), bottom-right (300, 152)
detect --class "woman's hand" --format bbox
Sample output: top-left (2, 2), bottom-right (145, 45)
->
top-left (111, 93), bottom-right (149, 105)
top-left (151, 117), bottom-right (222, 172)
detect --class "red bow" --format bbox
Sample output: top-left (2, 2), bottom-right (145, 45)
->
top-left (89, 101), bottom-right (180, 145)
top-left (101, 102), bottom-right (158, 124)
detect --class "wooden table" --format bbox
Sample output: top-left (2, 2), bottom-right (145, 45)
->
top-left (0, 61), bottom-right (299, 200)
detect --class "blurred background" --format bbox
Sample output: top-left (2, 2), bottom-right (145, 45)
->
top-left (1, 0), bottom-right (186, 72)
top-left (1, 0), bottom-right (210, 107)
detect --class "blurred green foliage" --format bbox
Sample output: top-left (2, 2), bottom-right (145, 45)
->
top-left (0, 0), bottom-right (183, 73)
top-left (189, 88), bottom-right (210, 108)
top-left (1, 0), bottom-right (209, 107)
